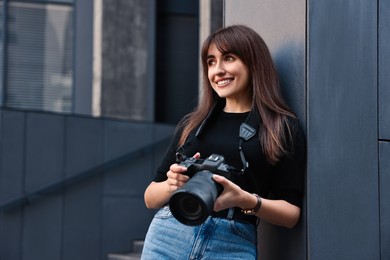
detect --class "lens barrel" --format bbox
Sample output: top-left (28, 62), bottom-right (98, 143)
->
top-left (169, 170), bottom-right (221, 226)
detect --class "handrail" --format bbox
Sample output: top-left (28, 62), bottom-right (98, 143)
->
top-left (0, 136), bottom-right (171, 211)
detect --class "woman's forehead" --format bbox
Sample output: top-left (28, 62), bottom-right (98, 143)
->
top-left (208, 40), bottom-right (231, 55)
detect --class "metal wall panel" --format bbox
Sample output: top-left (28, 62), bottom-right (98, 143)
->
top-left (25, 113), bottom-right (65, 191)
top-left (307, 0), bottom-right (379, 259)
top-left (104, 121), bottom-right (154, 196)
top-left (379, 0), bottom-right (390, 140)
top-left (0, 208), bottom-right (23, 260)
top-left (0, 110), bottom-right (25, 201)
top-left (104, 121), bottom-right (153, 161)
top-left (65, 116), bottom-right (104, 177)
top-left (103, 155), bottom-right (153, 197)
top-left (0, 110), bottom-right (25, 260)
top-left (103, 121), bottom-right (175, 195)
top-left (225, 1), bottom-right (306, 259)
top-left (22, 196), bottom-right (62, 260)
top-left (0, 107), bottom-right (175, 259)
top-left (62, 116), bottom-right (104, 259)
top-left (63, 176), bottom-right (102, 260)
top-left (102, 121), bottom-right (174, 257)
top-left (102, 197), bottom-right (153, 257)
top-left (380, 142), bottom-right (390, 259)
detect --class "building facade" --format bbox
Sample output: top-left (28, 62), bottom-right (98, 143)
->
top-left (1, 0), bottom-right (389, 259)
top-left (0, 0), bottom-right (222, 259)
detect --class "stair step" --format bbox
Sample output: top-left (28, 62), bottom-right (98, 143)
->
top-left (107, 252), bottom-right (141, 260)
top-left (107, 240), bottom-right (144, 260)
top-left (132, 240), bottom-right (144, 254)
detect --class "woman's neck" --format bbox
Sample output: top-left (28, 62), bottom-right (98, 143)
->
top-left (223, 99), bottom-right (252, 113)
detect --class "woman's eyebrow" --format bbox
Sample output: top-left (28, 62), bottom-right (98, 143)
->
top-left (207, 51), bottom-right (233, 59)
top-left (222, 51), bottom-right (234, 56)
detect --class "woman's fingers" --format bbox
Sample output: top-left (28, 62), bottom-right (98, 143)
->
top-left (167, 171), bottom-right (189, 183)
top-left (166, 164), bottom-right (190, 191)
top-left (212, 174), bottom-right (243, 211)
top-left (166, 152), bottom-right (200, 192)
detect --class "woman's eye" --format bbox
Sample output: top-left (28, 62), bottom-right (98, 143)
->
top-left (225, 55), bottom-right (235, 62)
top-left (207, 60), bottom-right (216, 66)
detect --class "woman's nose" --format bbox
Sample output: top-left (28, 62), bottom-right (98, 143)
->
top-left (215, 63), bottom-right (225, 75)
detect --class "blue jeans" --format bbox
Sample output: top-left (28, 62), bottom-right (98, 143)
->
top-left (141, 206), bottom-right (257, 260)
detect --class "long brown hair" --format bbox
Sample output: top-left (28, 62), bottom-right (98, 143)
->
top-left (178, 25), bottom-right (295, 164)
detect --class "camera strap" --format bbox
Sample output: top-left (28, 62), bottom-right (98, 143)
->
top-left (176, 102), bottom-right (222, 158)
top-left (238, 109), bottom-right (260, 173)
top-left (177, 100), bottom-right (260, 173)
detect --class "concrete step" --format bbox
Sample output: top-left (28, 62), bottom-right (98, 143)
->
top-left (132, 240), bottom-right (144, 254)
top-left (107, 240), bottom-right (144, 260)
top-left (107, 252), bottom-right (141, 260)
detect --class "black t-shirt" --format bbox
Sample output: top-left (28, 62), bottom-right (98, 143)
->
top-left (153, 109), bottom-right (305, 208)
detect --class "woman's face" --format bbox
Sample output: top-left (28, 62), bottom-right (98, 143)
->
top-left (207, 43), bottom-right (251, 107)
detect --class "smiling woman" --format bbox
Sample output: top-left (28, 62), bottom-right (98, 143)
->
top-left (207, 44), bottom-right (251, 112)
top-left (141, 25), bottom-right (306, 260)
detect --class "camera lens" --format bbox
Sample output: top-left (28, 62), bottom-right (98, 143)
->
top-left (176, 194), bottom-right (202, 221)
top-left (169, 170), bottom-right (221, 226)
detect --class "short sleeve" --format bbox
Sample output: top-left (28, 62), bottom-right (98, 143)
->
top-left (268, 119), bottom-right (306, 208)
top-left (152, 126), bottom-right (184, 183)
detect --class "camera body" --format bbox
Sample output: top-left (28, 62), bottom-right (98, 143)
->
top-left (178, 154), bottom-right (234, 179)
top-left (169, 154), bottom-right (239, 226)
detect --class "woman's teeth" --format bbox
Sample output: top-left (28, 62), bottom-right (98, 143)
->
top-left (217, 79), bottom-right (231, 86)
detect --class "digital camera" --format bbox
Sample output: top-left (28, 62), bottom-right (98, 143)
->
top-left (169, 153), bottom-right (240, 226)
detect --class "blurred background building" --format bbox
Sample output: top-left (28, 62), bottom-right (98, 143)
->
top-left (0, 0), bottom-right (223, 259)
top-left (0, 0), bottom-right (389, 260)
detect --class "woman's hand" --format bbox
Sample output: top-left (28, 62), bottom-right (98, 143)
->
top-left (212, 174), bottom-right (246, 211)
top-left (166, 152), bottom-right (201, 192)
top-left (166, 164), bottom-right (189, 192)
top-left (144, 152), bottom-right (201, 209)
top-left (212, 174), bottom-right (301, 228)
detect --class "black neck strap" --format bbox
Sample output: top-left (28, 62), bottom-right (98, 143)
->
top-left (177, 100), bottom-right (260, 173)
top-left (238, 108), bottom-right (260, 172)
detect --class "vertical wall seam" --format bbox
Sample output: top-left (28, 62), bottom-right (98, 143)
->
top-left (59, 115), bottom-right (67, 260)
top-left (98, 118), bottom-right (105, 259)
top-left (305, 0), bottom-right (310, 259)
top-left (20, 111), bottom-right (27, 260)
top-left (377, 0), bottom-right (382, 258)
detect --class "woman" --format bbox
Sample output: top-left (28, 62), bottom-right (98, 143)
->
top-left (141, 25), bottom-right (305, 259)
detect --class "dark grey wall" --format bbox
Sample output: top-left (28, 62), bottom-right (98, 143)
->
top-left (225, 0), bottom-right (387, 259)
top-left (0, 109), bottom-right (174, 260)
top-left (307, 1), bottom-right (379, 259)
top-left (379, 1), bottom-right (390, 259)
top-left (380, 0), bottom-right (390, 140)
top-left (379, 142), bottom-right (390, 258)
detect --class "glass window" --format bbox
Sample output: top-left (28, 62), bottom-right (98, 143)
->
top-left (5, 1), bottom-right (73, 113)
top-left (0, 0), bottom-right (4, 106)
